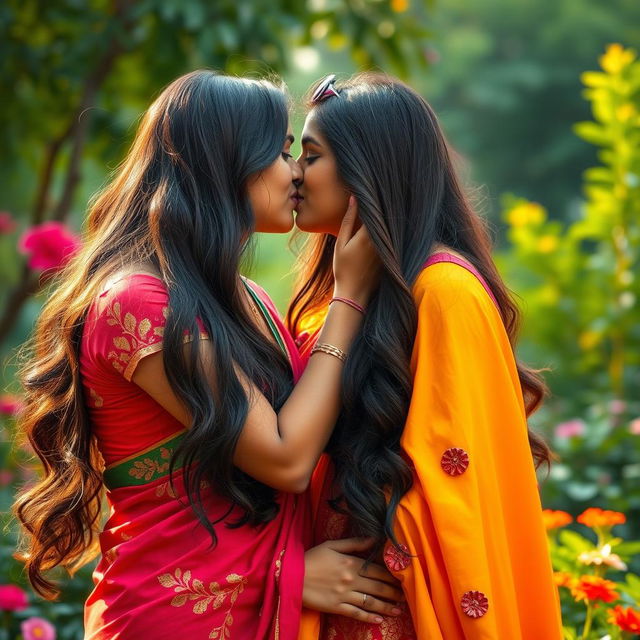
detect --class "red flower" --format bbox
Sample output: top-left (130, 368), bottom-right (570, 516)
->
top-left (440, 447), bottom-right (469, 476)
top-left (460, 590), bottom-right (489, 618)
top-left (577, 507), bottom-right (626, 529)
top-left (607, 605), bottom-right (640, 633)
top-left (0, 584), bottom-right (29, 611)
top-left (571, 575), bottom-right (618, 604)
top-left (542, 509), bottom-right (573, 530)
top-left (18, 221), bottom-right (81, 272)
top-left (0, 393), bottom-right (24, 417)
top-left (0, 211), bottom-right (17, 234)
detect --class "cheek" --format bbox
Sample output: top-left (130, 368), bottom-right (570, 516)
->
top-left (300, 168), bottom-right (349, 233)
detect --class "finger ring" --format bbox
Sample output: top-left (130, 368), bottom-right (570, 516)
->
top-left (362, 593), bottom-right (368, 607)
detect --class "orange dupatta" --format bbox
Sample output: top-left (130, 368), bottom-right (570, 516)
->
top-left (298, 256), bottom-right (563, 639)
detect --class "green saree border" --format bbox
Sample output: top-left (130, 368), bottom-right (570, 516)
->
top-left (103, 430), bottom-right (186, 490)
top-left (242, 280), bottom-right (288, 357)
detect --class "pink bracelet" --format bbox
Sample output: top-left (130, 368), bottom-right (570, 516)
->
top-left (329, 296), bottom-right (366, 314)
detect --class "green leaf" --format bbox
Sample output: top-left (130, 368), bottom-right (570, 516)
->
top-left (573, 121), bottom-right (611, 146)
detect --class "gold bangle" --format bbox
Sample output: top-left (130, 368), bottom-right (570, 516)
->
top-left (310, 342), bottom-right (347, 363)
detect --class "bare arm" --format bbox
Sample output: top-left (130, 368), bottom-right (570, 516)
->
top-left (133, 197), bottom-right (380, 492)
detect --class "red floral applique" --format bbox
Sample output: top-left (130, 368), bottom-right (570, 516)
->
top-left (460, 590), bottom-right (489, 618)
top-left (441, 447), bottom-right (470, 476)
top-left (384, 543), bottom-right (411, 572)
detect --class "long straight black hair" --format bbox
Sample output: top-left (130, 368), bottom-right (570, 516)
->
top-left (288, 73), bottom-right (551, 552)
top-left (15, 71), bottom-right (294, 598)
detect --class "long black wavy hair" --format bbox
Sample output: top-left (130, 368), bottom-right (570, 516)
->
top-left (288, 73), bottom-right (551, 553)
top-left (14, 70), bottom-right (294, 598)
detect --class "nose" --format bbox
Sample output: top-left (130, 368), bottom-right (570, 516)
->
top-left (290, 156), bottom-right (303, 185)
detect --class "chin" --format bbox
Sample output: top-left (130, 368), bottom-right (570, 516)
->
top-left (293, 210), bottom-right (317, 233)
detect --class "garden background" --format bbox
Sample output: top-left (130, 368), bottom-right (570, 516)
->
top-left (1, 1), bottom-right (639, 638)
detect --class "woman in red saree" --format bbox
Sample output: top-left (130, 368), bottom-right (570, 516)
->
top-left (289, 74), bottom-right (564, 639)
top-left (13, 71), bottom-right (400, 640)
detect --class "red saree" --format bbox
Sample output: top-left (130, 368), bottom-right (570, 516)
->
top-left (81, 273), bottom-right (307, 640)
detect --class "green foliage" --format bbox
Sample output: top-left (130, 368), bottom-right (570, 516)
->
top-left (499, 44), bottom-right (640, 542)
top-left (499, 44), bottom-right (640, 406)
top-left (416, 0), bottom-right (640, 220)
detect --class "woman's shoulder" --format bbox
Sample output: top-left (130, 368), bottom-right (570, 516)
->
top-left (88, 272), bottom-right (170, 332)
top-left (413, 257), bottom-right (496, 316)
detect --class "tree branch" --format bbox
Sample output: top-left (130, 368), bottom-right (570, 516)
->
top-left (0, 0), bottom-right (136, 350)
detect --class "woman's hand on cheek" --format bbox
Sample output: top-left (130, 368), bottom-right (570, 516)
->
top-left (303, 537), bottom-right (405, 623)
top-left (332, 196), bottom-right (381, 307)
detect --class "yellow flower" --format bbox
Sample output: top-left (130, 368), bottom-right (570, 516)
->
top-left (579, 330), bottom-right (601, 351)
top-left (578, 544), bottom-right (628, 571)
top-left (506, 202), bottom-right (546, 228)
top-left (537, 235), bottom-right (558, 253)
top-left (391, 0), bottom-right (409, 12)
top-left (328, 34), bottom-right (348, 50)
top-left (616, 103), bottom-right (636, 123)
top-left (600, 44), bottom-right (635, 75)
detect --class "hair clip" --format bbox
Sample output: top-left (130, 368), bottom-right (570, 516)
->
top-left (311, 74), bottom-right (340, 104)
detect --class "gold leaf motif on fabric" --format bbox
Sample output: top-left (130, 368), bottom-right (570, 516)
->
top-left (157, 568), bottom-right (246, 639)
top-left (128, 448), bottom-right (172, 482)
top-left (155, 480), bottom-right (178, 498)
top-left (105, 300), bottom-right (167, 375)
top-left (89, 387), bottom-right (104, 408)
top-left (275, 548), bottom-right (285, 581)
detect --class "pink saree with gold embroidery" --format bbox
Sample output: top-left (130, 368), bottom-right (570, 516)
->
top-left (81, 274), bottom-right (307, 640)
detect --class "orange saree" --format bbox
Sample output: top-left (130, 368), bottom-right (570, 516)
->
top-left (297, 254), bottom-right (563, 639)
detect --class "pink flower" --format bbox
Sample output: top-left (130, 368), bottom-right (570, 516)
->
top-left (0, 211), bottom-right (17, 234)
top-left (0, 584), bottom-right (28, 611)
top-left (0, 470), bottom-right (13, 487)
top-left (18, 221), bottom-right (81, 272)
top-left (21, 617), bottom-right (56, 640)
top-left (629, 418), bottom-right (640, 435)
top-left (0, 393), bottom-right (23, 417)
top-left (554, 419), bottom-right (586, 439)
top-left (609, 399), bottom-right (627, 415)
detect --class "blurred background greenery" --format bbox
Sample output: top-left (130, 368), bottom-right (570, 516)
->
top-left (1, 0), bottom-right (639, 637)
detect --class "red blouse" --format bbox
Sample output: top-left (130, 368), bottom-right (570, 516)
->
top-left (80, 273), bottom-right (189, 466)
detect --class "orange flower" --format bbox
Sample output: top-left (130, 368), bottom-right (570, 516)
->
top-left (571, 575), bottom-right (618, 604)
top-left (552, 572), bottom-right (575, 589)
top-left (542, 509), bottom-right (573, 530)
top-left (607, 605), bottom-right (640, 633)
top-left (577, 507), bottom-right (626, 529)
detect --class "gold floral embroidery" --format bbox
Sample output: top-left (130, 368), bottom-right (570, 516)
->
top-left (89, 387), bottom-right (103, 408)
top-left (128, 446), bottom-right (172, 482)
top-left (158, 568), bottom-right (247, 639)
top-left (327, 609), bottom-right (415, 640)
top-left (326, 619), bottom-right (373, 640)
top-left (155, 480), bottom-right (178, 499)
top-left (274, 549), bottom-right (285, 580)
top-left (106, 300), bottom-right (166, 378)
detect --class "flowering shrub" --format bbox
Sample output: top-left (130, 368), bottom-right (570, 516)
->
top-left (544, 507), bottom-right (640, 638)
top-left (1, 406), bottom-right (89, 640)
top-left (17, 222), bottom-right (81, 273)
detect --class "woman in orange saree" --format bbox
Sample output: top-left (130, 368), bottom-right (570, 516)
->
top-left (289, 74), bottom-right (564, 639)
top-left (13, 71), bottom-right (397, 640)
